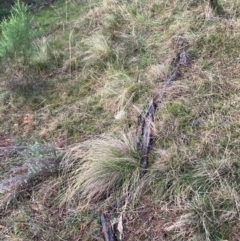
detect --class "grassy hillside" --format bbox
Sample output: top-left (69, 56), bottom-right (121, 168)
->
top-left (1, 0), bottom-right (240, 240)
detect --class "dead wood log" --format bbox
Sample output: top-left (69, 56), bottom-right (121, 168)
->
top-left (155, 48), bottom-right (188, 102)
top-left (135, 114), bottom-right (144, 151)
top-left (140, 100), bottom-right (157, 175)
top-left (101, 214), bottom-right (117, 241)
top-left (137, 43), bottom-right (189, 175)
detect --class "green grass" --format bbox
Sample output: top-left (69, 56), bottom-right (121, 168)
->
top-left (2, 0), bottom-right (240, 240)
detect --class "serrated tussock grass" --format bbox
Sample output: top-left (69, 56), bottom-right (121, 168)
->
top-left (36, 0), bottom-right (240, 239)
top-left (61, 133), bottom-right (144, 208)
top-left (2, 0), bottom-right (240, 240)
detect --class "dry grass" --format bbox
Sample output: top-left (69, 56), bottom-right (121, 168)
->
top-left (61, 133), bottom-right (142, 208)
top-left (32, 37), bottom-right (50, 68)
top-left (82, 34), bottom-right (114, 65)
top-left (2, 0), bottom-right (240, 240)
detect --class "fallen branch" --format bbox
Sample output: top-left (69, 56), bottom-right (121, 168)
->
top-left (101, 214), bottom-right (117, 241)
top-left (137, 42), bottom-right (189, 174)
top-left (140, 100), bottom-right (157, 175)
top-left (135, 114), bottom-right (144, 150)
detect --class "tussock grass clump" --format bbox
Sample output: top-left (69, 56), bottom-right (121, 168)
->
top-left (32, 37), bottom-right (50, 69)
top-left (61, 133), bottom-right (142, 207)
top-left (82, 34), bottom-right (115, 66)
top-left (4, 0), bottom-right (240, 240)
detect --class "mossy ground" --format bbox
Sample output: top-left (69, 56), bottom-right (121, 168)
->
top-left (1, 0), bottom-right (240, 240)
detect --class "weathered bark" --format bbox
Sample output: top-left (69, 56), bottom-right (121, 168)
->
top-left (137, 42), bottom-right (189, 175)
top-left (135, 114), bottom-right (144, 151)
top-left (101, 214), bottom-right (117, 241)
top-left (140, 100), bottom-right (157, 175)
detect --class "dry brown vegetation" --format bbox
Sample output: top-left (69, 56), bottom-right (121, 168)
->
top-left (1, 0), bottom-right (240, 240)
